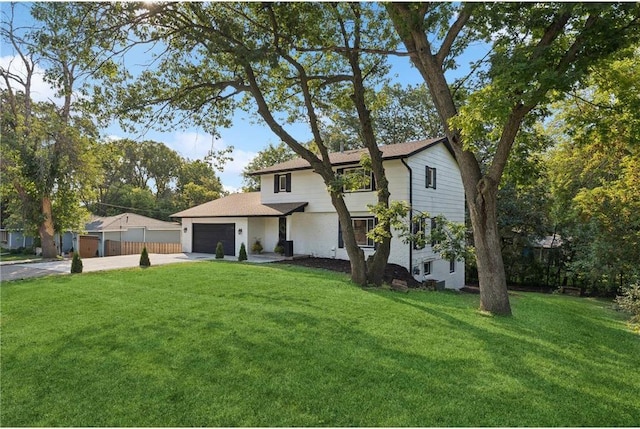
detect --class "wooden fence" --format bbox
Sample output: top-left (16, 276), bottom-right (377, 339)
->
top-left (105, 240), bottom-right (182, 256)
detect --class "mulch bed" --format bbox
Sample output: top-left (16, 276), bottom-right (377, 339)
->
top-left (274, 257), bottom-right (421, 287)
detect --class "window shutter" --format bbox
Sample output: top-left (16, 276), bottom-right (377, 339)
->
top-left (285, 173), bottom-right (292, 192)
top-left (338, 220), bottom-right (344, 248)
top-left (425, 166), bottom-right (430, 188)
top-left (274, 174), bottom-right (280, 193)
top-left (432, 168), bottom-right (437, 189)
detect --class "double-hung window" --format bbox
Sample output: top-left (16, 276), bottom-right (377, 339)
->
top-left (274, 173), bottom-right (291, 193)
top-left (338, 167), bottom-right (375, 192)
top-left (338, 217), bottom-right (375, 248)
top-left (412, 217), bottom-right (426, 250)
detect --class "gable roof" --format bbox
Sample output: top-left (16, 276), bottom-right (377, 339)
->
top-left (171, 192), bottom-right (308, 218)
top-left (86, 213), bottom-right (180, 232)
top-left (250, 137), bottom-right (450, 175)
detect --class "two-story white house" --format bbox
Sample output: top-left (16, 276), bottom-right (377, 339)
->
top-left (172, 137), bottom-right (465, 288)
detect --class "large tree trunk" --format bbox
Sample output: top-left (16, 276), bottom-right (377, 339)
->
top-left (467, 179), bottom-right (512, 315)
top-left (331, 193), bottom-right (367, 285)
top-left (39, 196), bottom-right (58, 258)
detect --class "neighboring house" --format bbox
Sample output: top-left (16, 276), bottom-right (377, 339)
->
top-left (77, 213), bottom-right (181, 257)
top-left (172, 137), bottom-right (465, 288)
top-left (0, 229), bottom-right (35, 250)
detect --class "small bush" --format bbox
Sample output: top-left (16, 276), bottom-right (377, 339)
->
top-left (215, 241), bottom-right (224, 259)
top-left (70, 252), bottom-right (83, 274)
top-left (139, 246), bottom-right (151, 267)
top-left (251, 240), bottom-right (263, 254)
top-left (238, 243), bottom-right (248, 261)
top-left (615, 283), bottom-right (640, 331)
top-left (274, 244), bottom-right (284, 255)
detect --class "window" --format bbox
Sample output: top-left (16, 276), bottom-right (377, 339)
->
top-left (274, 173), bottom-right (291, 193)
top-left (430, 217), bottom-right (439, 246)
top-left (449, 258), bottom-right (456, 273)
top-left (412, 217), bottom-right (426, 250)
top-left (338, 217), bottom-right (375, 248)
top-left (425, 165), bottom-right (437, 189)
top-left (338, 167), bottom-right (375, 192)
top-left (424, 261), bottom-right (432, 275)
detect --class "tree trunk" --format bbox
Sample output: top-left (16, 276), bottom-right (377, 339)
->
top-left (467, 179), bottom-right (512, 315)
top-left (331, 193), bottom-right (367, 285)
top-left (39, 196), bottom-right (57, 258)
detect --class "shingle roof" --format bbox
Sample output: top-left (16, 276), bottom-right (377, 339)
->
top-left (249, 137), bottom-right (448, 175)
top-left (86, 213), bottom-right (181, 231)
top-left (171, 192), bottom-right (308, 218)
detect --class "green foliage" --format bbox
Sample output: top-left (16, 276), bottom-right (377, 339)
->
top-left (546, 47), bottom-right (640, 292)
top-left (615, 284), bottom-right (640, 332)
top-left (139, 247), bottom-right (151, 267)
top-left (238, 243), bottom-right (247, 262)
top-left (70, 252), bottom-right (83, 274)
top-left (251, 240), bottom-right (263, 254)
top-left (274, 245), bottom-right (284, 255)
top-left (215, 242), bottom-right (224, 259)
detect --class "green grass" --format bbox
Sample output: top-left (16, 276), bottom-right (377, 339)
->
top-left (2, 261), bottom-right (639, 427)
top-left (0, 252), bottom-right (41, 262)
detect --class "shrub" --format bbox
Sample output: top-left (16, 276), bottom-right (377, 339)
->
top-left (238, 243), bottom-right (248, 261)
top-left (274, 244), bottom-right (285, 255)
top-left (70, 252), bottom-right (83, 274)
top-left (139, 246), bottom-right (151, 267)
top-left (251, 240), bottom-right (263, 254)
top-left (615, 283), bottom-right (640, 331)
top-left (215, 241), bottom-right (224, 259)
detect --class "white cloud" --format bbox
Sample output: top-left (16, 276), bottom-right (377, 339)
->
top-left (0, 55), bottom-right (60, 103)
top-left (164, 131), bottom-right (258, 190)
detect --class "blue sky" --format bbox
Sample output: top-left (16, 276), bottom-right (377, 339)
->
top-left (2, 2), bottom-right (487, 193)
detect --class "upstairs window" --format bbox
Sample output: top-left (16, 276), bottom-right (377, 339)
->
top-left (449, 258), bottom-right (456, 273)
top-left (425, 165), bottom-right (437, 189)
top-left (274, 173), bottom-right (291, 193)
top-left (338, 167), bottom-right (375, 192)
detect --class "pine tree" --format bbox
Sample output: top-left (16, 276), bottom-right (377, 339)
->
top-left (238, 242), bottom-right (247, 261)
top-left (70, 252), bottom-right (83, 274)
top-left (139, 246), bottom-right (151, 267)
top-left (215, 241), bottom-right (224, 259)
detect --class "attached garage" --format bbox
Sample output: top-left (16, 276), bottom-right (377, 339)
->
top-left (192, 223), bottom-right (236, 256)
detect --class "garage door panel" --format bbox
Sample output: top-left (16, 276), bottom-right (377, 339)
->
top-left (193, 223), bottom-right (235, 255)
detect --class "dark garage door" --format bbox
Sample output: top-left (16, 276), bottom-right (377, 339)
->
top-left (192, 223), bottom-right (236, 256)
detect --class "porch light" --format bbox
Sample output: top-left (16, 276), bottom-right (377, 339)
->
top-left (183, 227), bottom-right (188, 233)
top-left (238, 228), bottom-right (243, 235)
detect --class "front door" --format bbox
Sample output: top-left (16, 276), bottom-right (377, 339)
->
top-left (278, 217), bottom-right (286, 246)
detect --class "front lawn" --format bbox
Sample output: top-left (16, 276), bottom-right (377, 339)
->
top-left (1, 261), bottom-right (638, 426)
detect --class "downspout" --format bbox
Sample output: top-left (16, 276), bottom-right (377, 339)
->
top-left (401, 158), bottom-right (413, 276)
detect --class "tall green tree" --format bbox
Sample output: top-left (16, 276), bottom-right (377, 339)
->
top-left (386, 2), bottom-right (640, 314)
top-left (0, 2), bottom-right (112, 257)
top-left (88, 2), bottom-right (401, 286)
top-left (547, 47), bottom-right (640, 292)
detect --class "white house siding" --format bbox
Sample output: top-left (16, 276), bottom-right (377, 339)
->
top-left (256, 143), bottom-right (465, 289)
top-left (407, 143), bottom-right (465, 288)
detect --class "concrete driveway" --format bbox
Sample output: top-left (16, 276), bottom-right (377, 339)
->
top-left (0, 252), bottom-right (271, 282)
top-left (1, 252), bottom-right (287, 282)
